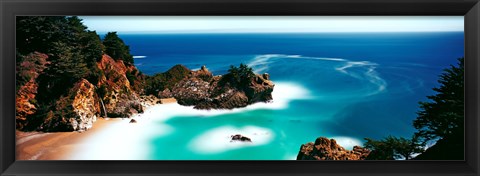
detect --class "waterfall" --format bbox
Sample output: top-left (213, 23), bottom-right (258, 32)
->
top-left (94, 85), bottom-right (108, 118)
top-left (99, 97), bottom-right (108, 118)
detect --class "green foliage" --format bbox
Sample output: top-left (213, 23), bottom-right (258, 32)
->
top-left (145, 64), bottom-right (190, 96)
top-left (16, 16), bottom-right (69, 55)
top-left (102, 32), bottom-right (133, 65)
top-left (225, 63), bottom-right (255, 86)
top-left (126, 70), bottom-right (136, 86)
top-left (17, 16), bottom-right (105, 102)
top-left (364, 135), bottom-right (424, 160)
top-left (413, 58), bottom-right (464, 142)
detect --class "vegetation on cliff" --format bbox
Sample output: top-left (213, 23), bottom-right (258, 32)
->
top-left (16, 16), bottom-right (143, 131)
top-left (145, 64), bottom-right (191, 96)
top-left (169, 64), bottom-right (274, 109)
top-left (103, 32), bottom-right (134, 65)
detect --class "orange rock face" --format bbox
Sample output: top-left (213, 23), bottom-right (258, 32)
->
top-left (41, 79), bottom-right (99, 131)
top-left (297, 137), bottom-right (371, 160)
top-left (15, 52), bottom-right (49, 130)
top-left (16, 80), bottom-right (39, 129)
top-left (96, 54), bottom-right (144, 117)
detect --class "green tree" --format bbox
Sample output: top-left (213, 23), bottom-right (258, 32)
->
top-left (364, 135), bottom-right (424, 160)
top-left (413, 58), bottom-right (464, 142)
top-left (226, 63), bottom-right (255, 86)
top-left (16, 16), bottom-right (70, 55)
top-left (102, 32), bottom-right (133, 65)
top-left (145, 64), bottom-right (190, 95)
top-left (364, 137), bottom-right (395, 160)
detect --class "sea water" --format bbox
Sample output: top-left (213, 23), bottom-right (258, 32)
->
top-left (112, 32), bottom-right (463, 160)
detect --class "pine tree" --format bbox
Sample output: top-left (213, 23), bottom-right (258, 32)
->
top-left (413, 58), bottom-right (464, 142)
top-left (102, 32), bottom-right (133, 65)
top-left (364, 135), bottom-right (424, 160)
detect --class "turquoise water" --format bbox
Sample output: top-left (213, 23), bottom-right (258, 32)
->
top-left (120, 32), bottom-right (464, 160)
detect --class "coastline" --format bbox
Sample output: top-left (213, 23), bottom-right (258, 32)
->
top-left (16, 117), bottom-right (120, 160)
top-left (15, 97), bottom-right (174, 160)
top-left (16, 82), bottom-right (311, 160)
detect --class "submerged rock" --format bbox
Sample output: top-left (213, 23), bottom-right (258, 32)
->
top-left (297, 137), bottom-right (370, 160)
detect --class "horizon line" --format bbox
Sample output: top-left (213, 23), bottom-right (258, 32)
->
top-left (94, 31), bottom-right (464, 35)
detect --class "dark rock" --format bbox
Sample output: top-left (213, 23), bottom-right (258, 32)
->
top-left (231, 134), bottom-right (252, 142)
top-left (262, 73), bottom-right (270, 80)
top-left (129, 119), bottom-right (137, 123)
top-left (170, 65), bottom-right (274, 110)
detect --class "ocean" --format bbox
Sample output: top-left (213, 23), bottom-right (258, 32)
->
top-left (107, 32), bottom-right (463, 160)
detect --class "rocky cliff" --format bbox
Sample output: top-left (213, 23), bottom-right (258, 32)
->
top-left (40, 79), bottom-right (100, 131)
top-left (164, 65), bottom-right (274, 109)
top-left (15, 52), bottom-right (50, 130)
top-left (96, 54), bottom-right (144, 118)
top-left (16, 54), bottom-right (273, 132)
top-left (16, 54), bottom-right (147, 132)
top-left (297, 137), bottom-right (370, 160)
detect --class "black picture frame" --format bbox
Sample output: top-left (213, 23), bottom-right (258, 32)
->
top-left (1, 0), bottom-right (479, 176)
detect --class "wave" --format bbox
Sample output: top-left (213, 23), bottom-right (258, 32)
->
top-left (329, 136), bottom-right (363, 150)
top-left (133, 56), bottom-right (147, 59)
top-left (247, 54), bottom-right (387, 96)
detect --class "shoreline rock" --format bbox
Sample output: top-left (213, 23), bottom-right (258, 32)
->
top-left (297, 137), bottom-right (370, 160)
top-left (167, 65), bottom-right (274, 110)
top-left (230, 134), bottom-right (252, 142)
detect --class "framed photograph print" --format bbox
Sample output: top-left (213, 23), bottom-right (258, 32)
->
top-left (1, 0), bottom-right (479, 175)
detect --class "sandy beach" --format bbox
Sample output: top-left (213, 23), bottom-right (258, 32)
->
top-left (16, 117), bottom-right (123, 160)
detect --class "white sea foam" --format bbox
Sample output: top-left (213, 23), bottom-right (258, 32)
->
top-left (133, 56), bottom-right (147, 59)
top-left (329, 136), bottom-right (364, 150)
top-left (188, 125), bottom-right (274, 154)
top-left (248, 54), bottom-right (387, 96)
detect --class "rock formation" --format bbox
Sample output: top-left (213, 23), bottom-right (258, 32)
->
top-left (40, 79), bottom-right (100, 131)
top-left (96, 54), bottom-right (144, 118)
top-left (16, 54), bottom-right (148, 132)
top-left (15, 52), bottom-right (50, 130)
top-left (230, 134), bottom-right (252, 142)
top-left (297, 137), bottom-right (370, 160)
top-left (168, 65), bottom-right (274, 109)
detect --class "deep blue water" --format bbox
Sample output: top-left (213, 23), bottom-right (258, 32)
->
top-left (119, 32), bottom-right (463, 159)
